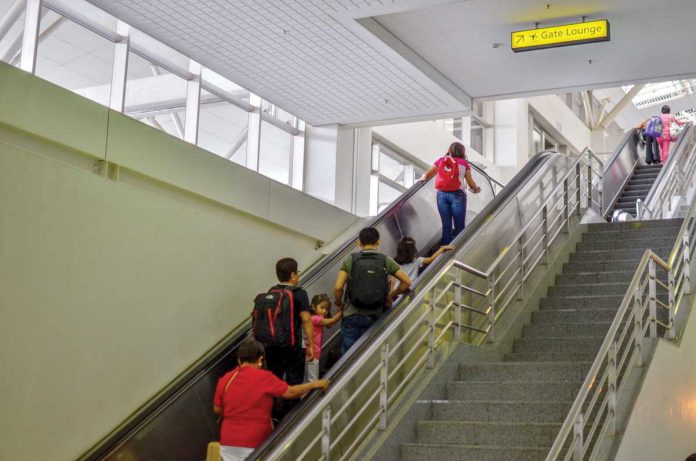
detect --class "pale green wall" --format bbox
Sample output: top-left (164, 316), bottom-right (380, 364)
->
top-left (0, 63), bottom-right (359, 460)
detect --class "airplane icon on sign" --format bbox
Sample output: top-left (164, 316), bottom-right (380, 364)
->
top-left (530, 32), bottom-right (538, 40)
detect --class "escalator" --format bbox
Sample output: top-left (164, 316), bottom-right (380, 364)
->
top-left (79, 159), bottom-right (502, 461)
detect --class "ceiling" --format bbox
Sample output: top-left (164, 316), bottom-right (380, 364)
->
top-left (51, 0), bottom-right (696, 126)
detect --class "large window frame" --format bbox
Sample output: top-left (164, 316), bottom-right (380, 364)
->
top-left (1, 0), bottom-right (305, 189)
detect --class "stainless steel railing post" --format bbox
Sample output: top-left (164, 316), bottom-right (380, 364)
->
top-left (378, 343), bottom-right (389, 430)
top-left (667, 270), bottom-right (676, 340)
top-left (487, 276), bottom-right (496, 344)
top-left (542, 205), bottom-right (549, 265)
top-left (586, 152), bottom-right (593, 212)
top-left (573, 412), bottom-right (584, 461)
top-left (633, 285), bottom-right (643, 368)
top-left (454, 268), bottom-right (462, 343)
top-left (684, 231), bottom-right (691, 295)
top-left (427, 290), bottom-right (436, 369)
top-left (575, 163), bottom-right (582, 216)
top-left (648, 259), bottom-right (658, 338)
top-left (517, 235), bottom-right (525, 301)
top-left (322, 407), bottom-right (332, 460)
top-left (607, 340), bottom-right (618, 435)
top-left (563, 177), bottom-right (570, 233)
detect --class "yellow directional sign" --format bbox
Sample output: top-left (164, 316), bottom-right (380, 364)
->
top-left (512, 19), bottom-right (610, 52)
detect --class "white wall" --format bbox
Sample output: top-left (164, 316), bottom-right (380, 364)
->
top-left (614, 302), bottom-right (696, 461)
top-left (0, 62), bottom-right (360, 460)
top-left (373, 121), bottom-right (505, 182)
top-left (528, 94), bottom-right (592, 154)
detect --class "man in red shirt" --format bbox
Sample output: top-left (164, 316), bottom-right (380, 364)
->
top-left (213, 338), bottom-right (329, 461)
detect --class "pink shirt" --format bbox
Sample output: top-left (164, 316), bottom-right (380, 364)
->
top-left (660, 114), bottom-right (684, 137)
top-left (434, 156), bottom-right (472, 192)
top-left (311, 315), bottom-right (324, 358)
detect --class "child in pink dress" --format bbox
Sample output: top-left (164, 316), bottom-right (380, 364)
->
top-left (656, 104), bottom-right (686, 163)
top-left (305, 294), bottom-right (342, 381)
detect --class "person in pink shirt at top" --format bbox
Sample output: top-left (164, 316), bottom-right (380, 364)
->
top-left (656, 104), bottom-right (686, 163)
top-left (305, 294), bottom-right (342, 381)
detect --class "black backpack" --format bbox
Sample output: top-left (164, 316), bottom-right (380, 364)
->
top-left (347, 252), bottom-right (389, 310)
top-left (252, 286), bottom-right (298, 347)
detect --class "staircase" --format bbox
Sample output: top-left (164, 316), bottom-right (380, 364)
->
top-left (400, 219), bottom-right (682, 461)
top-left (607, 164), bottom-right (662, 218)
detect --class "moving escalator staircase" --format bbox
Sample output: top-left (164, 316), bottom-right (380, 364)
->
top-left (607, 164), bottom-right (662, 219)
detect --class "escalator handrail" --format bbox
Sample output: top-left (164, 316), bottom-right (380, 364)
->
top-left (81, 158), bottom-right (499, 460)
top-left (250, 151), bottom-right (557, 460)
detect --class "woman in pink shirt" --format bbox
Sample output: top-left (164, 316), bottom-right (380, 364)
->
top-left (657, 105), bottom-right (686, 163)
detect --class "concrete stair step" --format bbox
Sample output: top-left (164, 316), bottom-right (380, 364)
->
top-left (540, 295), bottom-right (624, 309)
top-left (556, 270), bottom-right (668, 285)
top-left (532, 308), bottom-right (618, 323)
top-left (586, 219), bottom-right (682, 232)
top-left (548, 282), bottom-right (628, 297)
top-left (513, 337), bottom-right (602, 354)
top-left (430, 400), bottom-right (572, 423)
top-left (562, 260), bottom-right (641, 273)
top-left (576, 237), bottom-right (674, 251)
top-left (504, 352), bottom-right (599, 363)
top-left (459, 362), bottom-right (590, 382)
top-left (447, 381), bottom-right (580, 402)
top-left (582, 226), bottom-right (681, 241)
top-left (523, 322), bottom-right (612, 338)
top-left (416, 421), bottom-right (562, 448)
top-left (569, 247), bottom-right (671, 263)
top-left (401, 443), bottom-right (548, 461)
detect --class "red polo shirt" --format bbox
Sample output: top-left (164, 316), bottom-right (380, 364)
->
top-left (214, 366), bottom-right (289, 447)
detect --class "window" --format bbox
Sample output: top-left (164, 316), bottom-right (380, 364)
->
top-left (258, 121), bottom-right (293, 184)
top-left (370, 142), bottom-right (425, 215)
top-left (125, 52), bottom-right (187, 138)
top-left (35, 11), bottom-right (115, 106)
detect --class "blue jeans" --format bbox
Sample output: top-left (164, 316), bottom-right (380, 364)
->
top-left (341, 315), bottom-right (378, 354)
top-left (437, 190), bottom-right (467, 245)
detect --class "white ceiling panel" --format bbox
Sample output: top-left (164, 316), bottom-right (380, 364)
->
top-left (63, 0), bottom-right (696, 126)
top-left (84, 0), bottom-right (468, 126)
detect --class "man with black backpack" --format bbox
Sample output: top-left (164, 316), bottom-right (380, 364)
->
top-left (252, 258), bottom-right (314, 400)
top-left (334, 227), bottom-right (412, 354)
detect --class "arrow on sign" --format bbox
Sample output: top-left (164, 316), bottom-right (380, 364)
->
top-left (516, 35), bottom-right (524, 43)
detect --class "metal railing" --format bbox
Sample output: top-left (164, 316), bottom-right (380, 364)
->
top-left (638, 125), bottom-right (696, 219)
top-left (546, 190), bottom-right (696, 461)
top-left (262, 149), bottom-right (604, 460)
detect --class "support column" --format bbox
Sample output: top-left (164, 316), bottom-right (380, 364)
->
top-left (184, 61), bottom-right (201, 144)
top-left (19, 0), bottom-right (41, 73)
top-left (246, 94), bottom-right (262, 172)
top-left (109, 21), bottom-right (129, 112)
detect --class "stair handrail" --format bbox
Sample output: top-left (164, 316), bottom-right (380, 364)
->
top-left (262, 149), bottom-right (604, 461)
top-left (546, 192), bottom-right (696, 461)
top-left (639, 125), bottom-right (696, 220)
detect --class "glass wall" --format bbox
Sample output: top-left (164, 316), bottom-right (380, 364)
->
top-left (0, 0), bottom-right (305, 190)
top-left (370, 141), bottom-right (425, 215)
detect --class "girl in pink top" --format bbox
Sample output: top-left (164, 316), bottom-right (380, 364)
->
top-left (656, 105), bottom-right (686, 163)
top-left (305, 294), bottom-right (342, 381)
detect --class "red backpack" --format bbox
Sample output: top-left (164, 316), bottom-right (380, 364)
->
top-left (435, 155), bottom-right (461, 192)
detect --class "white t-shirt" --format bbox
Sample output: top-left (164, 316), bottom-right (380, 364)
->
top-left (399, 257), bottom-right (425, 282)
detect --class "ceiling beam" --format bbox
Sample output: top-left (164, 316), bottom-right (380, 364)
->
top-left (598, 84), bottom-right (645, 129)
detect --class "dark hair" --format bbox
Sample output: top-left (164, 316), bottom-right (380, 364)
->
top-left (311, 293), bottom-right (330, 308)
top-left (447, 142), bottom-right (467, 159)
top-left (662, 104), bottom-right (671, 114)
top-left (395, 237), bottom-right (418, 264)
top-left (237, 337), bottom-right (265, 364)
top-left (359, 227), bottom-right (380, 246)
top-left (275, 257), bottom-right (298, 282)
top-left (685, 454), bottom-right (696, 461)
